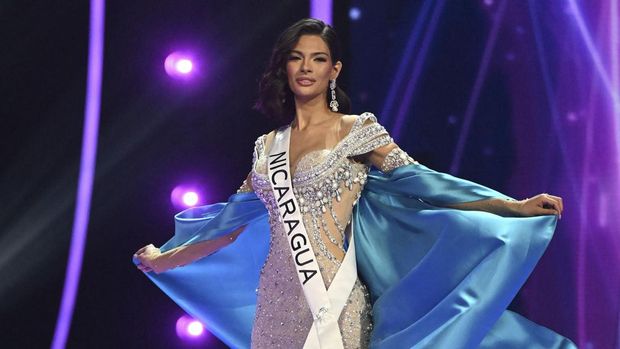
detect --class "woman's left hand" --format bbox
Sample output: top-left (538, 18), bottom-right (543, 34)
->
top-left (516, 193), bottom-right (563, 218)
top-left (134, 244), bottom-right (162, 273)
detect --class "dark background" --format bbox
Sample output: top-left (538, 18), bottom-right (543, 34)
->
top-left (3, 0), bottom-right (609, 348)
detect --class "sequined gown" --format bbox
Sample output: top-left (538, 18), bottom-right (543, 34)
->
top-left (138, 111), bottom-right (577, 349)
top-left (248, 113), bottom-right (415, 348)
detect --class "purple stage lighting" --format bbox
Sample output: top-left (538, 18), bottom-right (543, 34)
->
top-left (187, 320), bottom-right (204, 336)
top-left (175, 315), bottom-right (208, 341)
top-left (182, 191), bottom-right (199, 207)
top-left (164, 52), bottom-right (196, 79)
top-left (310, 0), bottom-right (332, 24)
top-left (170, 185), bottom-right (202, 208)
top-left (52, 0), bottom-right (105, 348)
top-left (175, 59), bottom-right (193, 74)
top-left (349, 7), bottom-right (362, 21)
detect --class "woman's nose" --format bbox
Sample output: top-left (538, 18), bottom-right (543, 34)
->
top-left (301, 59), bottom-right (311, 72)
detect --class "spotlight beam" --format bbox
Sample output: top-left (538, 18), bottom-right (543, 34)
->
top-left (568, 0), bottom-right (620, 177)
top-left (379, 0), bottom-right (433, 125)
top-left (51, 0), bottom-right (105, 348)
top-left (568, 0), bottom-right (620, 111)
top-left (449, 0), bottom-right (507, 175)
top-left (529, 2), bottom-right (596, 346)
top-left (612, 0), bottom-right (619, 95)
top-left (527, 1), bottom-right (579, 195)
top-left (310, 0), bottom-right (332, 25)
top-left (561, 0), bottom-right (620, 346)
top-left (391, 0), bottom-right (447, 141)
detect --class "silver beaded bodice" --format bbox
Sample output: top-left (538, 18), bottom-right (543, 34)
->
top-left (248, 113), bottom-right (394, 348)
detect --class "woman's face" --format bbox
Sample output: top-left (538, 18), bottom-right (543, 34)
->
top-left (286, 34), bottom-right (341, 103)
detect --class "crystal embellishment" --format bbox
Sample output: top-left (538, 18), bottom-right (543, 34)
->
top-left (248, 112), bottom-right (409, 348)
top-left (380, 147), bottom-right (418, 173)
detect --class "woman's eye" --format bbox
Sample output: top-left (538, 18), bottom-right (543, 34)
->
top-left (315, 57), bottom-right (327, 62)
top-left (288, 56), bottom-right (300, 61)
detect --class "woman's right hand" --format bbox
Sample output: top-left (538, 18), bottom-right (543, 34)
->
top-left (134, 244), bottom-right (162, 273)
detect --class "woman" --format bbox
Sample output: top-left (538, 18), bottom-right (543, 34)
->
top-left (134, 18), bottom-right (575, 348)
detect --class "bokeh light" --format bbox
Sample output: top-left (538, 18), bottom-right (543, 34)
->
top-left (170, 185), bottom-right (203, 208)
top-left (349, 7), bottom-right (362, 21)
top-left (164, 51), bottom-right (197, 79)
top-left (175, 58), bottom-right (193, 74)
top-left (187, 320), bottom-right (204, 337)
top-left (182, 191), bottom-right (199, 207)
top-left (175, 315), bottom-right (210, 342)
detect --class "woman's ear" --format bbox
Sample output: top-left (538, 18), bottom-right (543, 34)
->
top-left (331, 61), bottom-right (342, 80)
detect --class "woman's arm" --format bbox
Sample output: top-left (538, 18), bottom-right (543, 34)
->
top-left (444, 194), bottom-right (563, 218)
top-left (135, 171), bottom-right (255, 274)
top-left (134, 224), bottom-right (246, 274)
top-left (361, 142), bottom-right (563, 218)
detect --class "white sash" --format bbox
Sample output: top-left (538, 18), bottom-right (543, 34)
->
top-left (267, 126), bottom-right (358, 349)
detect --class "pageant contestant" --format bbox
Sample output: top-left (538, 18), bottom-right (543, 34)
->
top-left (134, 18), bottom-right (576, 349)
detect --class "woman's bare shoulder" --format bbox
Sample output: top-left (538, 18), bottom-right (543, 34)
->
top-left (341, 114), bottom-right (358, 125)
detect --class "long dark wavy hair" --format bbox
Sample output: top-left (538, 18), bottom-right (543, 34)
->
top-left (253, 18), bottom-right (352, 121)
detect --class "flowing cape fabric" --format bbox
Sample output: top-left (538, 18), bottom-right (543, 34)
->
top-left (135, 164), bottom-right (577, 349)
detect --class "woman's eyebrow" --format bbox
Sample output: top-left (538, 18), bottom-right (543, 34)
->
top-left (289, 50), bottom-right (329, 56)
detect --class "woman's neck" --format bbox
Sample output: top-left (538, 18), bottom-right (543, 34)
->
top-left (292, 95), bottom-right (336, 131)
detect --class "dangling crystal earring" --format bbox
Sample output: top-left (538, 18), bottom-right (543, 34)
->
top-left (329, 79), bottom-right (339, 112)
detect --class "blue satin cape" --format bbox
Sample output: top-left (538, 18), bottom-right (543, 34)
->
top-left (135, 164), bottom-right (577, 348)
